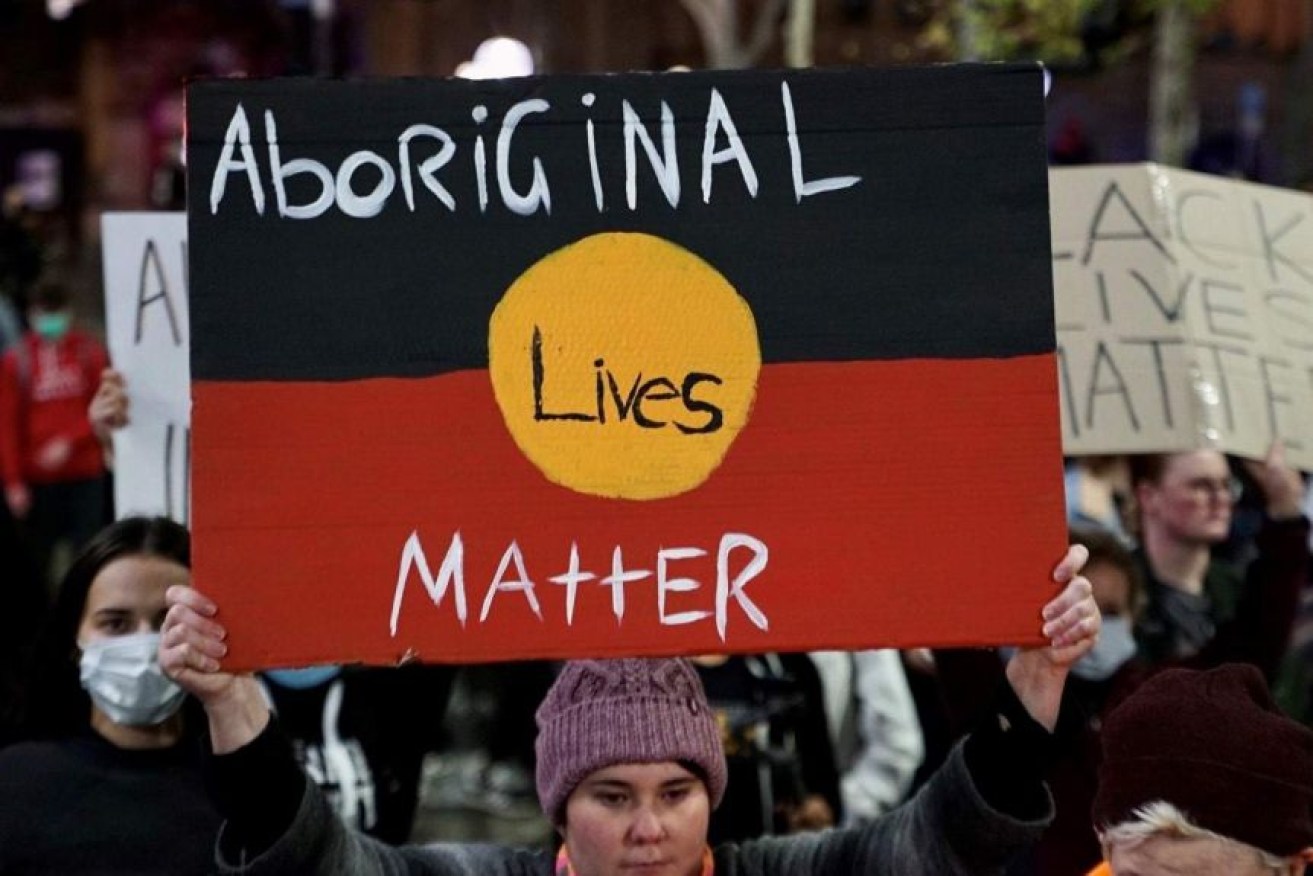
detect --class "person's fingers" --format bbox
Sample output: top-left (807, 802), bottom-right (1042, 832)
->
top-left (165, 583), bottom-right (217, 617)
top-left (1042, 582), bottom-right (1100, 648)
top-left (1050, 544), bottom-right (1089, 585)
top-left (1042, 572), bottom-right (1092, 623)
top-left (1268, 441), bottom-right (1286, 468)
top-left (1045, 635), bottom-right (1097, 665)
top-left (160, 616), bottom-right (228, 676)
top-left (161, 602), bottom-right (227, 646)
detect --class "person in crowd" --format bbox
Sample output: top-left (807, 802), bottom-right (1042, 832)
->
top-left (257, 661), bottom-right (456, 844)
top-left (919, 526), bottom-right (1146, 876)
top-left (0, 279), bottom-right (110, 587)
top-left (808, 648), bottom-right (923, 824)
top-left (0, 516), bottom-right (220, 874)
top-left (0, 493), bottom-right (44, 747)
top-left (84, 366), bottom-right (456, 844)
top-left (1064, 455), bottom-right (1132, 543)
top-left (1129, 445), bottom-right (1308, 678)
top-left (0, 184), bottom-right (42, 330)
top-left (158, 545), bottom-right (1099, 875)
top-left (1025, 524), bottom-right (1148, 876)
top-left (691, 652), bottom-right (841, 842)
top-left (1088, 663), bottom-right (1313, 875)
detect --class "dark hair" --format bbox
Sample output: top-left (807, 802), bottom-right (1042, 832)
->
top-left (1069, 523), bottom-right (1144, 618)
top-left (30, 280), bottom-right (70, 312)
top-left (1127, 453), bottom-right (1169, 489)
top-left (23, 517), bottom-right (190, 738)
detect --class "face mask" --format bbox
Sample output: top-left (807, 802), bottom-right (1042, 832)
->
top-left (1071, 616), bottom-right (1138, 681)
top-left (78, 632), bottom-right (186, 727)
top-left (264, 665), bottom-right (343, 689)
top-left (32, 311), bottom-right (71, 341)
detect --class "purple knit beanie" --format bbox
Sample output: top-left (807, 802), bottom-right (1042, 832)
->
top-left (534, 657), bottom-right (727, 824)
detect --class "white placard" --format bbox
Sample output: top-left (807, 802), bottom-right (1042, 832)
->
top-left (1051, 164), bottom-right (1313, 470)
top-left (100, 212), bottom-right (190, 522)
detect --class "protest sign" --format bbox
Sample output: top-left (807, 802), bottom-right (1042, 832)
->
top-left (100, 212), bottom-right (190, 522)
top-left (186, 65), bottom-right (1066, 669)
top-left (1051, 164), bottom-right (1313, 470)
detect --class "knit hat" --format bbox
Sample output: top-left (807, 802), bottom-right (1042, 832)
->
top-left (1093, 663), bottom-right (1313, 857)
top-left (534, 657), bottom-right (727, 824)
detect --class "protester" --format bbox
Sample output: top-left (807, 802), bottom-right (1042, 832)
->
top-left (0, 497), bottom-right (44, 747)
top-left (159, 545), bottom-right (1098, 874)
top-left (85, 366), bottom-right (456, 844)
top-left (1129, 445), bottom-right (1308, 678)
top-left (1064, 455), bottom-right (1132, 543)
top-left (1089, 663), bottom-right (1313, 875)
top-left (258, 662), bottom-right (455, 844)
top-left (0, 516), bottom-right (219, 874)
top-left (691, 652), bottom-right (841, 842)
top-left (1026, 524), bottom-right (1149, 876)
top-left (809, 648), bottom-right (923, 824)
top-left (0, 280), bottom-right (110, 586)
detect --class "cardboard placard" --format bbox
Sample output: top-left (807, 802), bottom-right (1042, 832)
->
top-left (186, 66), bottom-right (1066, 669)
top-left (1051, 164), bottom-right (1313, 469)
top-left (100, 212), bottom-right (191, 523)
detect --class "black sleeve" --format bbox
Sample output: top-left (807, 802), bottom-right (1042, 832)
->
top-left (1200, 515), bottom-right (1309, 680)
top-left (961, 678), bottom-right (1055, 820)
top-left (202, 715), bottom-right (307, 860)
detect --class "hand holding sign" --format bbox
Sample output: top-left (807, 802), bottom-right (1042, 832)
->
top-left (89, 368), bottom-right (130, 440)
top-left (1006, 544), bottom-right (1099, 732)
top-left (160, 584), bottom-right (271, 755)
top-left (1241, 442), bottom-right (1306, 520)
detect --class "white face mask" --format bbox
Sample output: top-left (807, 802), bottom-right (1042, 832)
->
top-left (78, 632), bottom-right (186, 727)
top-left (1071, 615), bottom-right (1138, 682)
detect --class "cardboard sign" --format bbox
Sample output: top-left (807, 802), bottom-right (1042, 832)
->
top-left (100, 212), bottom-right (191, 523)
top-left (1051, 164), bottom-right (1313, 469)
top-left (186, 66), bottom-right (1066, 669)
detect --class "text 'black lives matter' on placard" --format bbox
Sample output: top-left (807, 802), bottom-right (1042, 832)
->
top-left (1051, 164), bottom-right (1313, 470)
top-left (186, 66), bottom-right (1066, 669)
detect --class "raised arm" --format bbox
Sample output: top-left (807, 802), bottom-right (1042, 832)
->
top-left (159, 585), bottom-right (268, 752)
top-left (1005, 544), bottom-right (1098, 732)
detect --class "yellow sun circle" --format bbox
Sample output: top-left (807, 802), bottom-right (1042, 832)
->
top-left (488, 232), bottom-right (761, 500)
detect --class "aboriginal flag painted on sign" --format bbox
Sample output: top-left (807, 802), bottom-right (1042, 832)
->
top-left (187, 64), bottom-right (1065, 669)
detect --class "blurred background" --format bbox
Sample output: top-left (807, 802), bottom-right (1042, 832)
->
top-left (0, 0), bottom-right (1310, 328)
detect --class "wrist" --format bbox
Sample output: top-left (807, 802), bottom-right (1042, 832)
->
top-left (1005, 653), bottom-right (1065, 733)
top-left (205, 676), bottom-right (270, 755)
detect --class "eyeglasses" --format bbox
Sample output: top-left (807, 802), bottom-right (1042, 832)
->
top-left (1177, 476), bottom-right (1243, 503)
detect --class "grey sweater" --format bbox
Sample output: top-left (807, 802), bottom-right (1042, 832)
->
top-left (216, 740), bottom-right (1050, 875)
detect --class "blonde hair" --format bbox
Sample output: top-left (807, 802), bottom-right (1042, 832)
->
top-left (1099, 801), bottom-right (1292, 872)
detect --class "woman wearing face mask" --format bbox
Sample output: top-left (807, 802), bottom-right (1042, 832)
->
top-left (0, 515), bottom-right (220, 874)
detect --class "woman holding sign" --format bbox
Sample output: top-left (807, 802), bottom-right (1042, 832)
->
top-left (158, 545), bottom-right (1099, 876)
top-left (0, 516), bottom-right (219, 874)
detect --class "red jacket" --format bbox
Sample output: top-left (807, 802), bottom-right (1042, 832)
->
top-left (0, 329), bottom-right (108, 488)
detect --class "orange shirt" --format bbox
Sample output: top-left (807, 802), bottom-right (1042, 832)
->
top-left (1087, 863), bottom-right (1112, 876)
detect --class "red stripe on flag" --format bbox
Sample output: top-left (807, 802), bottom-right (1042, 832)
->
top-left (192, 355), bottom-right (1065, 668)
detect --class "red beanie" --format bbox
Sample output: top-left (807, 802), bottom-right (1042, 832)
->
top-left (534, 658), bottom-right (727, 825)
top-left (1093, 663), bottom-right (1313, 857)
